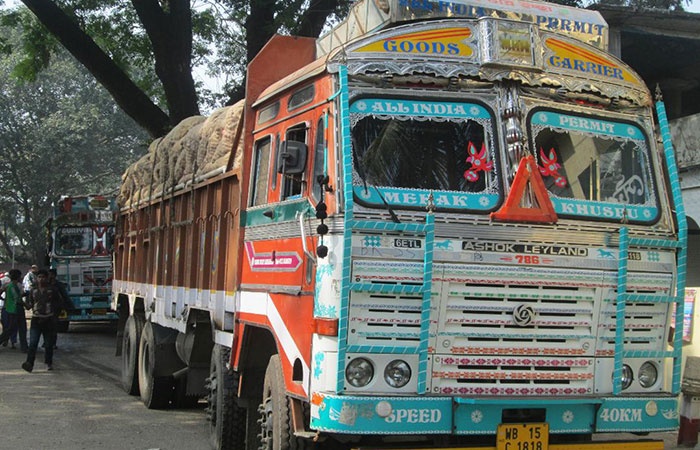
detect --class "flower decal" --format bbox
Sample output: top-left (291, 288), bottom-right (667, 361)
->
top-left (538, 147), bottom-right (567, 187)
top-left (464, 142), bottom-right (493, 182)
top-left (562, 410), bottom-right (574, 424)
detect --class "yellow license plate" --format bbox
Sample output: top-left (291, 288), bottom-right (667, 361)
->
top-left (496, 422), bottom-right (548, 450)
top-left (91, 309), bottom-right (107, 315)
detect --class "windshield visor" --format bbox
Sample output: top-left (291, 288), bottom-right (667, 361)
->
top-left (529, 110), bottom-right (659, 224)
top-left (350, 98), bottom-right (500, 211)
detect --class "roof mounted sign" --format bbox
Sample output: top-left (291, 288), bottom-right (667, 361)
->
top-left (317, 0), bottom-right (608, 56)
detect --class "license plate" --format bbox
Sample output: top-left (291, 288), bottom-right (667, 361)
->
top-left (496, 423), bottom-right (548, 450)
top-left (91, 309), bottom-right (107, 315)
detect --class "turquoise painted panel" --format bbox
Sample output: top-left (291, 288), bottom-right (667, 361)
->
top-left (531, 111), bottom-right (645, 140)
top-left (550, 197), bottom-right (658, 223)
top-left (310, 395), bottom-right (453, 434)
top-left (454, 400), bottom-right (595, 434)
top-left (453, 402), bottom-right (506, 434)
top-left (353, 186), bottom-right (499, 210)
top-left (350, 98), bottom-right (491, 119)
top-left (243, 199), bottom-right (312, 226)
top-left (595, 397), bottom-right (679, 432)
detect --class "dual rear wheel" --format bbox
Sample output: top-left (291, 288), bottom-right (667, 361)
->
top-left (120, 316), bottom-right (200, 409)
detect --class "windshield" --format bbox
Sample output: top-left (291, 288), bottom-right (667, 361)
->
top-left (350, 98), bottom-right (499, 211)
top-left (528, 110), bottom-right (658, 223)
top-left (54, 226), bottom-right (114, 257)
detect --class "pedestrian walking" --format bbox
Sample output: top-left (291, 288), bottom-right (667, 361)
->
top-left (22, 269), bottom-right (64, 372)
top-left (47, 268), bottom-right (70, 348)
top-left (0, 271), bottom-right (18, 348)
top-left (0, 270), bottom-right (25, 348)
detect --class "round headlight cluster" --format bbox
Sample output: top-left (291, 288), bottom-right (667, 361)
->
top-left (346, 358), bottom-right (412, 389)
top-left (384, 360), bottom-right (411, 388)
top-left (620, 364), bottom-right (634, 390)
top-left (346, 358), bottom-right (374, 387)
top-left (615, 362), bottom-right (659, 390)
top-left (638, 362), bottom-right (658, 388)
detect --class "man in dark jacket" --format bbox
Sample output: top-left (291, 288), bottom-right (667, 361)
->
top-left (22, 269), bottom-right (64, 372)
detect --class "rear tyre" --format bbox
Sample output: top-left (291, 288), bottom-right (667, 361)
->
top-left (207, 344), bottom-right (247, 450)
top-left (56, 320), bottom-right (70, 333)
top-left (138, 321), bottom-right (174, 409)
top-left (121, 315), bottom-right (144, 395)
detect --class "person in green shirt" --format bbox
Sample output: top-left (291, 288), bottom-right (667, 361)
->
top-left (0, 269), bottom-right (24, 347)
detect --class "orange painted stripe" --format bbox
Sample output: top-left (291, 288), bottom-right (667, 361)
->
top-left (390, 28), bottom-right (471, 41)
top-left (548, 38), bottom-right (613, 67)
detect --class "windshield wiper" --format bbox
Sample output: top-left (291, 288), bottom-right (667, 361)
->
top-left (354, 152), bottom-right (401, 224)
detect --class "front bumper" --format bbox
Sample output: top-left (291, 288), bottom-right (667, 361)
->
top-left (310, 394), bottom-right (678, 435)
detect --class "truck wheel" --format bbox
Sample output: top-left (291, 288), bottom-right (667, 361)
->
top-left (259, 355), bottom-right (304, 450)
top-left (207, 344), bottom-right (246, 450)
top-left (138, 321), bottom-right (173, 409)
top-left (121, 315), bottom-right (144, 395)
top-left (56, 320), bottom-right (70, 333)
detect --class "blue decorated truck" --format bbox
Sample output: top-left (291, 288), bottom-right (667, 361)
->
top-left (112, 0), bottom-right (686, 448)
top-left (47, 195), bottom-right (118, 331)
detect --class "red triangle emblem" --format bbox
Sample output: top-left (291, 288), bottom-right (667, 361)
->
top-left (491, 155), bottom-right (558, 223)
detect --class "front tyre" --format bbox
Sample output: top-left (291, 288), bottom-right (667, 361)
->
top-left (259, 355), bottom-right (305, 450)
top-left (207, 344), bottom-right (247, 450)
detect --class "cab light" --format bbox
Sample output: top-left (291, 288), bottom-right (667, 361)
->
top-left (638, 362), bottom-right (658, 388)
top-left (346, 358), bottom-right (374, 387)
top-left (384, 360), bottom-right (411, 388)
top-left (620, 364), bottom-right (633, 390)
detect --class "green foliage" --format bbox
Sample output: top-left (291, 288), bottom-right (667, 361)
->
top-left (0, 24), bottom-right (148, 264)
top-left (1, 9), bottom-right (58, 81)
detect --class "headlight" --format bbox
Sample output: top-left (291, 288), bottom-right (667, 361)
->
top-left (638, 362), bottom-right (658, 388)
top-left (619, 364), bottom-right (633, 390)
top-left (346, 358), bottom-right (374, 387)
top-left (384, 360), bottom-right (411, 388)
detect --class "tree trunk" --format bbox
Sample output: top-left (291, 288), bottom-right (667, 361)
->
top-left (131, 0), bottom-right (200, 126)
top-left (20, 0), bottom-right (172, 138)
top-left (294, 0), bottom-right (342, 38)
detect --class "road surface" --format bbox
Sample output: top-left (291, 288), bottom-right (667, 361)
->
top-left (0, 322), bottom-right (209, 450)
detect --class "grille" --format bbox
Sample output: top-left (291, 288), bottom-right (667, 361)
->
top-left (347, 258), bottom-right (672, 396)
top-left (81, 266), bottom-right (113, 294)
top-left (431, 355), bottom-right (594, 396)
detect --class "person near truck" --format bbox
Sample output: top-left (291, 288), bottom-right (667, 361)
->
top-left (0, 270), bottom-right (25, 348)
top-left (0, 271), bottom-right (18, 348)
top-left (46, 268), bottom-right (70, 349)
top-left (22, 264), bottom-right (38, 293)
top-left (21, 269), bottom-right (65, 372)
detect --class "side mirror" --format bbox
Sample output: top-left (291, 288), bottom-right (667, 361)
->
top-left (277, 140), bottom-right (307, 175)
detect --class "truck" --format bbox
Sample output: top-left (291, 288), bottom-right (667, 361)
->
top-left (112, 0), bottom-right (687, 448)
top-left (47, 194), bottom-right (119, 331)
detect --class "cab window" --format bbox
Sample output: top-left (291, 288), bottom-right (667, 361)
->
top-left (251, 136), bottom-right (272, 206)
top-left (282, 125), bottom-right (307, 200)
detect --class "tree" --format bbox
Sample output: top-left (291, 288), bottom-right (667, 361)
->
top-left (1, 0), bottom-right (351, 138)
top-left (0, 24), bottom-right (148, 265)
